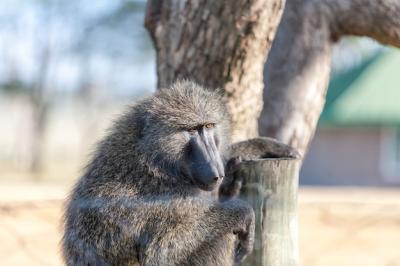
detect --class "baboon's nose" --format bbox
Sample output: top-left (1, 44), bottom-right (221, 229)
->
top-left (213, 176), bottom-right (224, 181)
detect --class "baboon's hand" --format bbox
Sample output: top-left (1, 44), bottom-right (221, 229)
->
top-left (229, 137), bottom-right (301, 160)
top-left (219, 156), bottom-right (243, 200)
top-left (233, 203), bottom-right (255, 263)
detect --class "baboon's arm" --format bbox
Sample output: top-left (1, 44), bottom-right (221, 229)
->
top-left (67, 195), bottom-right (254, 265)
top-left (219, 137), bottom-right (300, 199)
top-left (227, 137), bottom-right (300, 160)
top-left (133, 197), bottom-right (254, 266)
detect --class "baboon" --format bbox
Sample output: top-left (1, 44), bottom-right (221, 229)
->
top-left (62, 80), bottom-right (297, 266)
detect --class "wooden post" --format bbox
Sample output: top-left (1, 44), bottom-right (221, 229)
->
top-left (238, 158), bottom-right (300, 266)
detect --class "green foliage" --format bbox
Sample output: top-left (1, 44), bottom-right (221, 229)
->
top-left (0, 80), bottom-right (28, 94)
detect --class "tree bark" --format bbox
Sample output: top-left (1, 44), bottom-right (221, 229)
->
top-left (259, 0), bottom-right (400, 156)
top-left (238, 158), bottom-right (300, 266)
top-left (145, 0), bottom-right (285, 142)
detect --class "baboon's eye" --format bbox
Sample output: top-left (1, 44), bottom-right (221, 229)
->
top-left (187, 128), bottom-right (197, 133)
top-left (205, 123), bottom-right (214, 129)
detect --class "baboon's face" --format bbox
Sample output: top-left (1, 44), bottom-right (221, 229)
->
top-left (138, 83), bottom-right (229, 191)
top-left (141, 119), bottom-right (225, 191)
top-left (181, 123), bottom-right (225, 191)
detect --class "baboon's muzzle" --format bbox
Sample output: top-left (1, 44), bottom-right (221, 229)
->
top-left (185, 127), bottom-right (225, 191)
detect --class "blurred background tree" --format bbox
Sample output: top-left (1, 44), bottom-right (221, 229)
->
top-left (0, 0), bottom-right (155, 177)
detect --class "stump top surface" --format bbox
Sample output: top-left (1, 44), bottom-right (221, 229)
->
top-left (243, 157), bottom-right (300, 162)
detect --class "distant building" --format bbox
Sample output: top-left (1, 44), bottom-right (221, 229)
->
top-left (301, 50), bottom-right (400, 186)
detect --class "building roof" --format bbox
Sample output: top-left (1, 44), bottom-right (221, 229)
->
top-left (320, 50), bottom-right (400, 127)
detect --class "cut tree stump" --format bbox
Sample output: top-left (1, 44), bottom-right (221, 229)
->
top-left (238, 158), bottom-right (300, 266)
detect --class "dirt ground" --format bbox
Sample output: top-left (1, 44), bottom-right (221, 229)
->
top-left (0, 182), bottom-right (399, 266)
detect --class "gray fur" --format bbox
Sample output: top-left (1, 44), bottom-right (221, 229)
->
top-left (62, 81), bottom-right (255, 266)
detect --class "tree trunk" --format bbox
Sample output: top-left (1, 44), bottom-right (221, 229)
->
top-left (259, 0), bottom-right (400, 156)
top-left (145, 0), bottom-right (285, 142)
top-left (238, 158), bottom-right (300, 266)
top-left (29, 38), bottom-right (51, 175)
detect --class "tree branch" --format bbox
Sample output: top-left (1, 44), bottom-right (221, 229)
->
top-left (327, 0), bottom-right (400, 46)
top-left (259, 0), bottom-right (400, 156)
